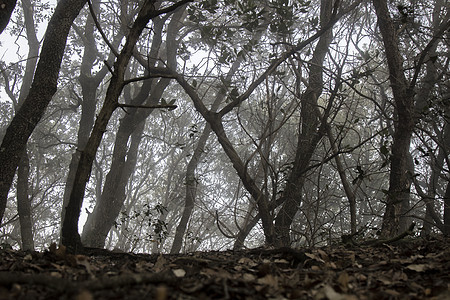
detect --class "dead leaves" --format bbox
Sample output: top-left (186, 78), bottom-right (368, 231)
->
top-left (0, 237), bottom-right (449, 299)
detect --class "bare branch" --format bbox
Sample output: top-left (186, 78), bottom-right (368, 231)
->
top-left (87, 0), bottom-right (119, 57)
top-left (117, 103), bottom-right (177, 110)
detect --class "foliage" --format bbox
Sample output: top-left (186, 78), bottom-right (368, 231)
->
top-left (0, 0), bottom-right (448, 251)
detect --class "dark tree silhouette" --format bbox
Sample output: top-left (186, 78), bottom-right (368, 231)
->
top-left (0, 0), bottom-right (16, 35)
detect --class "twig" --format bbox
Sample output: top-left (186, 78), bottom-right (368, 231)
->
top-left (362, 223), bottom-right (416, 246)
top-left (87, 0), bottom-right (119, 57)
top-left (117, 103), bottom-right (177, 110)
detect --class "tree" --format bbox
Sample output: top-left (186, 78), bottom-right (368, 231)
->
top-left (373, 0), bottom-right (450, 237)
top-left (61, 0), bottom-right (122, 233)
top-left (2, 0), bottom-right (448, 252)
top-left (61, 0), bottom-right (192, 251)
top-left (81, 6), bottom-right (187, 248)
top-left (273, 0), bottom-right (334, 246)
top-left (0, 0), bottom-right (87, 225)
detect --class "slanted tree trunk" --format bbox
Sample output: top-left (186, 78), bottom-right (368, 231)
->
top-left (326, 118), bottom-right (358, 234)
top-left (232, 205), bottom-right (259, 250)
top-left (411, 0), bottom-right (448, 235)
top-left (171, 55), bottom-right (244, 254)
top-left (169, 0), bottom-right (356, 246)
top-left (62, 0), bottom-right (191, 250)
top-left (61, 0), bottom-right (118, 231)
top-left (274, 0), bottom-right (333, 246)
top-left (441, 101), bottom-right (450, 235)
top-left (170, 124), bottom-right (210, 254)
top-left (0, 0), bottom-right (87, 224)
top-left (0, 0), bottom-right (16, 35)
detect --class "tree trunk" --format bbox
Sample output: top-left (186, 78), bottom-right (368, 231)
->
top-left (17, 149), bottom-right (33, 250)
top-left (441, 102), bottom-right (450, 235)
top-left (81, 117), bottom-right (145, 247)
top-left (15, 0), bottom-right (40, 251)
top-left (444, 180), bottom-right (450, 236)
top-left (0, 0), bottom-right (16, 35)
top-left (61, 0), bottom-right (115, 231)
top-left (233, 207), bottom-right (259, 250)
top-left (0, 0), bottom-right (87, 224)
top-left (81, 7), bottom-right (187, 248)
top-left (373, 0), bottom-right (415, 238)
top-left (61, 0), bottom-right (192, 250)
top-left (171, 55), bottom-right (244, 254)
top-left (177, 77), bottom-right (277, 245)
top-left (170, 124), bottom-right (210, 254)
top-left (274, 0), bottom-right (333, 246)
top-left (326, 122), bottom-right (357, 234)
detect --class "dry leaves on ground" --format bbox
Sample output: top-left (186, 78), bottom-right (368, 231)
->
top-left (0, 236), bottom-right (449, 299)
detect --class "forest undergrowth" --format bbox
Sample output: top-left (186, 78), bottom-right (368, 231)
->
top-left (0, 235), bottom-right (449, 299)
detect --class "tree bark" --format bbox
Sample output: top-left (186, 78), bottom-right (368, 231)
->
top-left (0, 0), bottom-right (87, 224)
top-left (17, 149), bottom-right (33, 250)
top-left (0, 0), bottom-right (16, 35)
top-left (14, 0), bottom-right (40, 251)
top-left (273, 0), bottom-right (333, 246)
top-left (373, 0), bottom-right (415, 238)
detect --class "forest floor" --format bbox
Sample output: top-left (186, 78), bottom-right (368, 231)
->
top-left (0, 236), bottom-right (449, 300)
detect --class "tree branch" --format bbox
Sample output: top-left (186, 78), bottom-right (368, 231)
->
top-left (117, 103), bottom-right (177, 110)
top-left (87, 0), bottom-right (119, 57)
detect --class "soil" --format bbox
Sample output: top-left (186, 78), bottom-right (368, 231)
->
top-left (0, 236), bottom-right (449, 299)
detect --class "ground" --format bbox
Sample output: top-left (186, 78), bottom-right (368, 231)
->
top-left (0, 236), bottom-right (449, 299)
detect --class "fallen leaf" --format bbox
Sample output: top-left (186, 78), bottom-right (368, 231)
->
top-left (257, 274), bottom-right (278, 289)
top-left (337, 271), bottom-right (349, 292)
top-left (173, 268), bottom-right (186, 277)
top-left (74, 290), bottom-right (93, 300)
top-left (315, 284), bottom-right (357, 300)
top-left (305, 252), bottom-right (325, 263)
top-left (154, 255), bottom-right (167, 272)
top-left (238, 257), bottom-right (258, 267)
top-left (406, 264), bottom-right (428, 272)
top-left (243, 273), bottom-right (256, 281)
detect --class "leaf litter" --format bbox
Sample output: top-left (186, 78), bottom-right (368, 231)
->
top-left (0, 236), bottom-right (449, 299)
